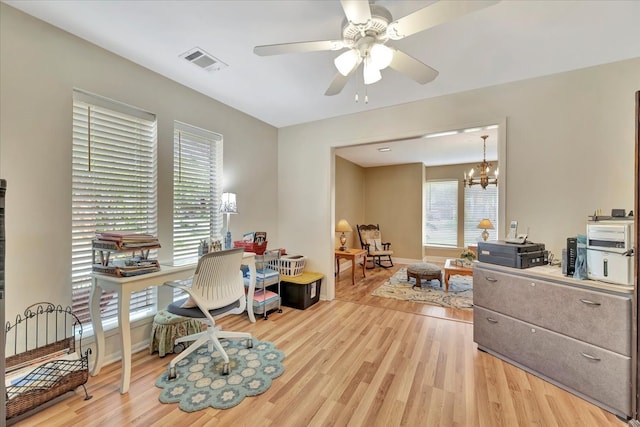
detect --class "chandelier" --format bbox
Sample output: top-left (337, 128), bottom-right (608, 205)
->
top-left (463, 135), bottom-right (498, 189)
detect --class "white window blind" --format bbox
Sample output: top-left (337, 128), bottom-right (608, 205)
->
top-left (464, 185), bottom-right (499, 246)
top-left (71, 90), bottom-right (158, 325)
top-left (173, 122), bottom-right (223, 266)
top-left (424, 180), bottom-right (458, 247)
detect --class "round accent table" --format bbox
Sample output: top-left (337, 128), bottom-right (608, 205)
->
top-left (406, 263), bottom-right (442, 290)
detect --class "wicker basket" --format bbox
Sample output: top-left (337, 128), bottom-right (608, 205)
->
top-left (269, 255), bottom-right (306, 277)
top-left (233, 240), bottom-right (268, 255)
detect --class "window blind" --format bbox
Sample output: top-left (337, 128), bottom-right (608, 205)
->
top-left (464, 185), bottom-right (498, 246)
top-left (424, 180), bottom-right (458, 247)
top-left (172, 121), bottom-right (223, 267)
top-left (71, 89), bottom-right (158, 325)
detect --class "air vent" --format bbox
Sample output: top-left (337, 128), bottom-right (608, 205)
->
top-left (180, 47), bottom-right (228, 72)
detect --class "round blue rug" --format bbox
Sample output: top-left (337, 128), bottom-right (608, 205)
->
top-left (155, 338), bottom-right (285, 412)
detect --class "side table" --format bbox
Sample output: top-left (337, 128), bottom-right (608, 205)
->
top-left (335, 249), bottom-right (367, 285)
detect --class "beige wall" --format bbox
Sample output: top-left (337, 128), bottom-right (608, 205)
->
top-left (0, 4), bottom-right (278, 364)
top-left (335, 158), bottom-right (424, 260)
top-left (334, 156), bottom-right (364, 251)
top-left (363, 163), bottom-right (424, 259)
top-left (279, 58), bottom-right (640, 300)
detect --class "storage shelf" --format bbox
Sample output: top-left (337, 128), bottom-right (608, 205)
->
top-left (245, 249), bottom-right (282, 319)
top-left (91, 240), bottom-right (160, 277)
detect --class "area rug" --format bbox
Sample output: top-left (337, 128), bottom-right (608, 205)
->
top-left (156, 338), bottom-right (285, 412)
top-left (372, 267), bottom-right (473, 310)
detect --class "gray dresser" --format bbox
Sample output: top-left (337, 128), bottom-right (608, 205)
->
top-left (474, 262), bottom-right (633, 418)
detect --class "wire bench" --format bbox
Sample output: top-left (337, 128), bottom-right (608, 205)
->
top-left (4, 302), bottom-right (92, 421)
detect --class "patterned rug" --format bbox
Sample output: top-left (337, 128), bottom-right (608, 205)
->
top-left (372, 267), bottom-right (473, 310)
top-left (156, 338), bottom-right (285, 412)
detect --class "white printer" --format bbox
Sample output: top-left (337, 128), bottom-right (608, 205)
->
top-left (586, 220), bottom-right (634, 286)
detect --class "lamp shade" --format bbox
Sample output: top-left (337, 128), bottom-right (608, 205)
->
top-left (334, 49), bottom-right (360, 76)
top-left (220, 192), bottom-right (238, 214)
top-left (363, 56), bottom-right (382, 85)
top-left (335, 219), bottom-right (353, 233)
top-left (370, 43), bottom-right (393, 70)
top-left (477, 218), bottom-right (494, 230)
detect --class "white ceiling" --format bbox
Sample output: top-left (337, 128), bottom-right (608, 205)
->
top-left (336, 125), bottom-right (499, 167)
top-left (5, 0), bottom-right (640, 166)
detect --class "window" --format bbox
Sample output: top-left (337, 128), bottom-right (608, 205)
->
top-left (464, 185), bottom-right (498, 246)
top-left (71, 90), bottom-right (157, 325)
top-left (172, 122), bottom-right (223, 265)
top-left (424, 180), bottom-right (458, 246)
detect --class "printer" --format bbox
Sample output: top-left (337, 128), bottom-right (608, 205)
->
top-left (478, 240), bottom-right (548, 269)
top-left (586, 220), bottom-right (634, 286)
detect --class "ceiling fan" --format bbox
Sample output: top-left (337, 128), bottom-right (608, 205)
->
top-left (254, 0), bottom-right (500, 96)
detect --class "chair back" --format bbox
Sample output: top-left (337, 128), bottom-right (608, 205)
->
top-left (191, 248), bottom-right (246, 311)
top-left (357, 224), bottom-right (383, 249)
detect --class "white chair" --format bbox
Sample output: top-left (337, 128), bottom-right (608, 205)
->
top-left (163, 248), bottom-right (252, 379)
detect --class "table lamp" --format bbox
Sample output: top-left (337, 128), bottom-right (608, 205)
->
top-left (336, 219), bottom-right (353, 251)
top-left (220, 192), bottom-right (238, 249)
top-left (477, 218), bottom-right (494, 241)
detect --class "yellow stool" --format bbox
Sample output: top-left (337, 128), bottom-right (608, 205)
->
top-left (149, 310), bottom-right (205, 357)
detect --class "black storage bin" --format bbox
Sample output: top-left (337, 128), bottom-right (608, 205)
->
top-left (280, 272), bottom-right (323, 310)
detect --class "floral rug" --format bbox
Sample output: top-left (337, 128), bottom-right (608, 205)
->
top-left (156, 338), bottom-right (285, 412)
top-left (372, 267), bottom-right (473, 310)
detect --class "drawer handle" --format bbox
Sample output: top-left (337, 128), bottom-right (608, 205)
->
top-left (486, 317), bottom-right (498, 324)
top-left (485, 277), bottom-right (498, 283)
top-left (579, 299), bottom-right (601, 306)
top-left (580, 352), bottom-right (601, 362)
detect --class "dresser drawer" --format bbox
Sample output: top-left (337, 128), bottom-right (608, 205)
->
top-left (474, 267), bottom-right (631, 355)
top-left (474, 306), bottom-right (631, 416)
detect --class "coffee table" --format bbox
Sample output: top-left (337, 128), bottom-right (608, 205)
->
top-left (443, 258), bottom-right (474, 292)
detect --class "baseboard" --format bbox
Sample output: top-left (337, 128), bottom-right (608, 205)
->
top-left (338, 256), bottom-right (448, 268)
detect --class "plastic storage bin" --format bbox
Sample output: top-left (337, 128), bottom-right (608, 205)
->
top-left (280, 271), bottom-right (323, 310)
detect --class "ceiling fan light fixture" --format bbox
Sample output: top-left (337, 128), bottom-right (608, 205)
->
top-left (370, 43), bottom-right (393, 70)
top-left (334, 49), bottom-right (360, 76)
top-left (363, 57), bottom-right (381, 85)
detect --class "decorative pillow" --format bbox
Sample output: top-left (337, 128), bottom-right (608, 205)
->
top-left (367, 238), bottom-right (382, 251)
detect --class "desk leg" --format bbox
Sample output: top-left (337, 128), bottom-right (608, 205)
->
top-left (335, 256), bottom-right (340, 277)
top-left (118, 289), bottom-right (132, 394)
top-left (89, 279), bottom-right (104, 376)
top-left (245, 258), bottom-right (256, 323)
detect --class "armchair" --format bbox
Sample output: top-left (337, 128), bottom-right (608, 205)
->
top-left (356, 224), bottom-right (394, 269)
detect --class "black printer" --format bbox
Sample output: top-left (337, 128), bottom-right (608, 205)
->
top-left (477, 240), bottom-right (548, 269)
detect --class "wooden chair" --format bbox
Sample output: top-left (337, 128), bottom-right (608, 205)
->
top-left (163, 248), bottom-right (253, 378)
top-left (356, 224), bottom-right (394, 269)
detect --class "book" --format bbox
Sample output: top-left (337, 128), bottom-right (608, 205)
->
top-left (252, 289), bottom-right (279, 303)
top-left (251, 268), bottom-right (279, 278)
top-left (254, 231), bottom-right (267, 244)
top-left (95, 231), bottom-right (158, 243)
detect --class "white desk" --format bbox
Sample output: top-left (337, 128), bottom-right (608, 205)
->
top-left (89, 252), bottom-right (256, 394)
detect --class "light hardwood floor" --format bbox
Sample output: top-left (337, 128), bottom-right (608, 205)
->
top-left (11, 263), bottom-right (626, 426)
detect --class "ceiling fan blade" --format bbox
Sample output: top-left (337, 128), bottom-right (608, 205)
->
top-left (388, 49), bottom-right (439, 84)
top-left (387, 0), bottom-right (500, 40)
top-left (340, 0), bottom-right (372, 25)
top-left (325, 72), bottom-right (353, 96)
top-left (254, 40), bottom-right (345, 56)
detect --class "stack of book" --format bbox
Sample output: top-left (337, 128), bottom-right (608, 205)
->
top-left (252, 289), bottom-right (280, 309)
top-left (94, 231), bottom-right (160, 250)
